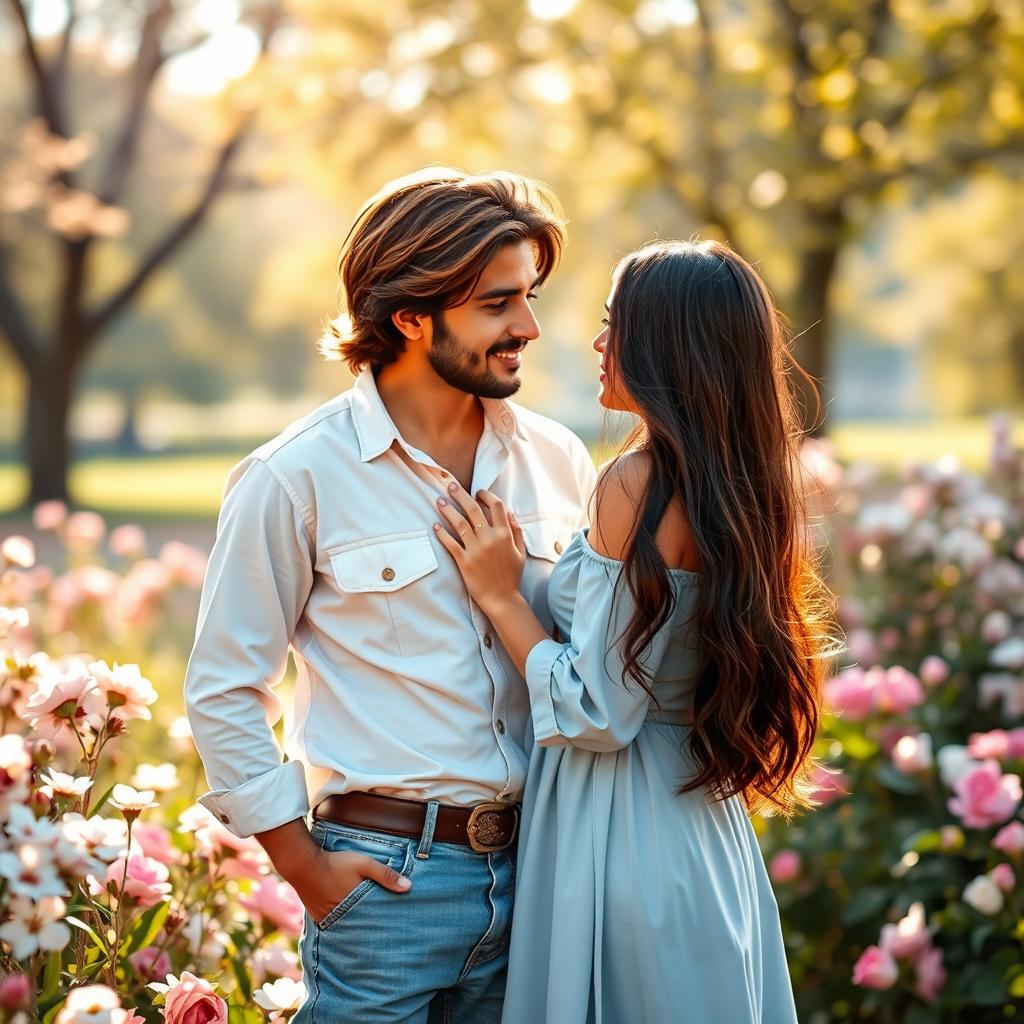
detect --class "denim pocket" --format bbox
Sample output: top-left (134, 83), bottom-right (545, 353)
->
top-left (309, 821), bottom-right (413, 930)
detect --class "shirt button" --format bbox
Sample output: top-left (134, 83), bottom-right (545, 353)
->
top-left (218, 813), bottom-right (230, 825)
top-left (483, 634), bottom-right (493, 649)
top-left (554, 540), bottom-right (564, 554)
top-left (496, 718), bottom-right (506, 734)
top-left (382, 567), bottom-right (396, 582)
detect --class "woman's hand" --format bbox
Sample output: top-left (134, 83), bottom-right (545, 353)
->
top-left (434, 481), bottom-right (526, 613)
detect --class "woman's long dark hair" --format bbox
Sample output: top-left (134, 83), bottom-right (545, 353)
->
top-left (605, 239), bottom-right (836, 816)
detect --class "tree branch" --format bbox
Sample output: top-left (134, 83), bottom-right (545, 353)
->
top-left (6, 0), bottom-right (65, 135)
top-left (97, 0), bottom-right (173, 206)
top-left (0, 245), bottom-right (40, 367)
top-left (87, 124), bottom-right (252, 339)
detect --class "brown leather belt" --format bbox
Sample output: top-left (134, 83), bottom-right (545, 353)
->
top-left (313, 792), bottom-right (519, 854)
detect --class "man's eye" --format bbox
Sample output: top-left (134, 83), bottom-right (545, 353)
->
top-left (485, 300), bottom-right (509, 311)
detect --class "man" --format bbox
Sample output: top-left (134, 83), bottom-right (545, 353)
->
top-left (184, 167), bottom-right (597, 1023)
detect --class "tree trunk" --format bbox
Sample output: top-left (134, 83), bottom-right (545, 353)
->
top-left (788, 214), bottom-right (843, 436)
top-left (24, 356), bottom-right (76, 505)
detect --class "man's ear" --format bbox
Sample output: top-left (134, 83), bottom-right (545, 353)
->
top-left (391, 309), bottom-right (427, 342)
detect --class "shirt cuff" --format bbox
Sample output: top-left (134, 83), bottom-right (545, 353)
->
top-left (198, 759), bottom-right (309, 838)
top-left (525, 638), bottom-right (567, 745)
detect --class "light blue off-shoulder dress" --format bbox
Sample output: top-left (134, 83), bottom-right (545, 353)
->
top-left (501, 530), bottom-right (798, 1024)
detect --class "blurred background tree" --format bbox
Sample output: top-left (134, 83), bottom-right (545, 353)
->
top-left (1, 0), bottom-right (1023, 511)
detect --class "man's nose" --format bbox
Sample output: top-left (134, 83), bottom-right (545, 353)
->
top-left (515, 304), bottom-right (541, 342)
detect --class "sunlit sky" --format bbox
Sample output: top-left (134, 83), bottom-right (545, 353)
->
top-left (21, 0), bottom-right (697, 97)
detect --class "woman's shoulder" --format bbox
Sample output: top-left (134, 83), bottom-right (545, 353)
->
top-left (589, 451), bottom-right (699, 572)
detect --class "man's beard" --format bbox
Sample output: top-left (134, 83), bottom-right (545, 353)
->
top-left (427, 313), bottom-right (524, 400)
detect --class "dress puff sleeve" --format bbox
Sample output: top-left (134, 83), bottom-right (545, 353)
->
top-left (524, 537), bottom-right (681, 753)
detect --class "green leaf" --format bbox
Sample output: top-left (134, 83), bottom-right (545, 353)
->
top-left (123, 899), bottom-right (170, 956)
top-left (841, 886), bottom-right (891, 926)
top-left (88, 782), bottom-right (116, 817)
top-left (875, 762), bottom-right (923, 795)
top-left (39, 949), bottom-right (62, 1000)
top-left (231, 954), bottom-right (253, 1002)
top-left (65, 915), bottom-right (109, 954)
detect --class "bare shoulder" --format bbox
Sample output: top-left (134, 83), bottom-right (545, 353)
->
top-left (589, 450), bottom-right (698, 571)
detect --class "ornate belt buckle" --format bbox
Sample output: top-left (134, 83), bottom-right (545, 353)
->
top-left (466, 801), bottom-right (518, 853)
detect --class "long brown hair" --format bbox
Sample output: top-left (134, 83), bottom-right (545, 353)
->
top-left (321, 167), bottom-right (564, 372)
top-left (605, 239), bottom-right (836, 816)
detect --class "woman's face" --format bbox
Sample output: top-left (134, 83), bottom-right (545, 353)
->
top-left (591, 287), bottom-right (640, 414)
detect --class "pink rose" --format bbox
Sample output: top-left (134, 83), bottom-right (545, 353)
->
top-left (874, 666), bottom-right (925, 715)
top-left (103, 852), bottom-right (171, 907)
top-left (968, 730), bottom-right (1011, 759)
top-left (1009, 728), bottom-right (1024, 758)
top-left (64, 511), bottom-right (106, 551)
top-left (159, 542), bottom-right (208, 588)
top-left (919, 656), bottom-right (950, 687)
top-left (0, 972), bottom-right (31, 1009)
top-left (109, 524), bottom-right (147, 559)
top-left (914, 945), bottom-right (947, 1004)
top-left (879, 902), bottom-right (929, 961)
top-left (825, 667), bottom-right (875, 720)
top-left (768, 849), bottom-right (801, 884)
top-left (129, 945), bottom-right (172, 981)
top-left (948, 760), bottom-right (1022, 829)
top-left (33, 500), bottom-right (67, 531)
top-left (160, 972), bottom-right (227, 1024)
top-left (852, 945), bottom-right (898, 990)
top-left (239, 877), bottom-right (304, 938)
top-left (992, 820), bottom-right (1024, 855)
top-left (989, 863), bottom-right (1016, 891)
top-left (132, 822), bottom-right (180, 865)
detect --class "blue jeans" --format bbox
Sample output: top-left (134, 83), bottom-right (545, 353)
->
top-left (293, 803), bottom-right (515, 1024)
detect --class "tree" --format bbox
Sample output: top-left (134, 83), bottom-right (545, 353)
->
top-left (0, 0), bottom-right (280, 503)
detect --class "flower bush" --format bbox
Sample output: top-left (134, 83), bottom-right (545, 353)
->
top-left (0, 507), bottom-right (303, 1022)
top-left (761, 423), bottom-right (1024, 1023)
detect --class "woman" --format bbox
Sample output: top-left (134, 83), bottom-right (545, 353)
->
top-left (432, 239), bottom-right (835, 1023)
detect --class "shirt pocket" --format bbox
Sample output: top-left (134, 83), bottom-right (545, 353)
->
top-left (516, 517), bottom-right (575, 634)
top-left (328, 530), bottom-right (439, 658)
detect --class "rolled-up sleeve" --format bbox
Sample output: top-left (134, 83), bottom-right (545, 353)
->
top-left (184, 457), bottom-right (315, 837)
top-left (524, 550), bottom-right (675, 753)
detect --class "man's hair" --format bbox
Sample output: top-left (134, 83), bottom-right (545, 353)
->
top-left (320, 167), bottom-right (565, 372)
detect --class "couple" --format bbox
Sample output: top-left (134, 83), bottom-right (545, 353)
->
top-left (184, 168), bottom-right (830, 1023)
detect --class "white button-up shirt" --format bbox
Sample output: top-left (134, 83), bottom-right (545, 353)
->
top-left (184, 370), bottom-right (596, 837)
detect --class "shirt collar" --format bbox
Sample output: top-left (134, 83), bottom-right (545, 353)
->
top-left (351, 369), bottom-right (527, 463)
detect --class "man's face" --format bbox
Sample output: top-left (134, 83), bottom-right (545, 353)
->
top-left (426, 240), bottom-right (542, 400)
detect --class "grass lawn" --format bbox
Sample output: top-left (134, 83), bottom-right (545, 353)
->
top-left (0, 418), bottom-right (1020, 520)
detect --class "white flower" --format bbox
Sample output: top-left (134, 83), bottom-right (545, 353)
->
top-left (857, 503), bottom-right (912, 542)
top-left (963, 874), bottom-right (1004, 916)
top-left (938, 527), bottom-right (992, 573)
top-left (54, 984), bottom-right (129, 1024)
top-left (0, 733), bottom-right (32, 781)
top-left (981, 611), bottom-right (1013, 644)
top-left (892, 733), bottom-right (933, 775)
top-left (991, 637), bottom-right (1024, 671)
top-left (0, 895), bottom-right (70, 960)
top-left (39, 770), bottom-right (94, 801)
top-left (1, 535), bottom-right (35, 568)
top-left (937, 745), bottom-right (980, 788)
top-left (87, 661), bottom-right (157, 722)
top-left (253, 977), bottom-right (307, 1011)
top-left (979, 673), bottom-right (1024, 718)
top-left (167, 716), bottom-right (193, 746)
top-left (0, 842), bottom-right (67, 900)
top-left (0, 606), bottom-right (29, 638)
top-left (130, 763), bottom-right (179, 793)
top-left (109, 784), bottom-right (158, 814)
top-left (60, 813), bottom-right (129, 863)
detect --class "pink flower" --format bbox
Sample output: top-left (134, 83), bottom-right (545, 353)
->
top-left (131, 822), bottom-right (180, 865)
top-left (948, 760), bottom-right (1022, 828)
top-left (88, 661), bottom-right (157, 723)
top-left (102, 852), bottom-right (171, 907)
top-left (892, 733), bottom-right (933, 774)
top-left (0, 972), bottom-right (31, 1009)
top-left (879, 902), bottom-right (929, 960)
top-left (153, 971), bottom-right (227, 1024)
top-left (64, 510), bottom-right (106, 551)
top-left (992, 820), bottom-right (1024, 855)
top-left (768, 849), bottom-right (801, 884)
top-left (825, 667), bottom-right (875, 720)
top-left (109, 524), bottom-right (147, 559)
top-left (130, 944), bottom-right (172, 981)
top-left (239, 877), bottom-right (304, 937)
top-left (809, 764), bottom-right (848, 806)
top-left (989, 863), bottom-right (1016, 891)
top-left (919, 656), bottom-right (950, 687)
top-left (22, 662), bottom-right (103, 736)
top-left (874, 666), bottom-right (925, 715)
top-left (852, 945), bottom-right (898, 990)
top-left (914, 945), bottom-right (947, 1004)
top-left (969, 730), bottom-right (1012, 759)
top-left (159, 542), bottom-right (208, 588)
top-left (32, 500), bottom-right (67, 531)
